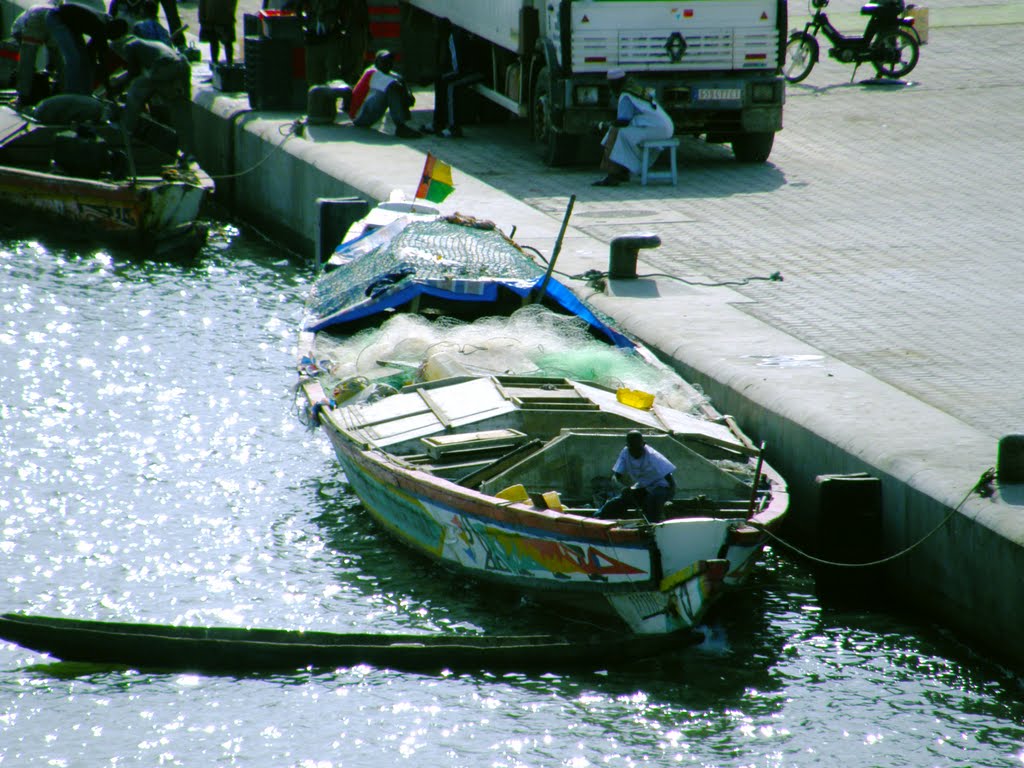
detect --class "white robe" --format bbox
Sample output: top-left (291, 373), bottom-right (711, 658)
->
top-left (602, 91), bottom-right (675, 174)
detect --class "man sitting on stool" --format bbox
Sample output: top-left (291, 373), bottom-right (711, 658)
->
top-left (595, 430), bottom-right (676, 522)
top-left (593, 69), bottom-right (674, 187)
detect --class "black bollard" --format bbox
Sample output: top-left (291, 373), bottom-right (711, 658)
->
top-left (307, 86), bottom-right (338, 125)
top-left (997, 434), bottom-right (1024, 484)
top-left (608, 234), bottom-right (661, 279)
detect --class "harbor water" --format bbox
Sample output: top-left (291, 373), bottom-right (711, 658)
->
top-left (2, 228), bottom-right (1023, 767)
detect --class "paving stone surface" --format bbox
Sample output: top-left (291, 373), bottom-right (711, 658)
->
top-left (399, 19), bottom-right (1023, 440)
top-left (183, 0), bottom-right (1022, 439)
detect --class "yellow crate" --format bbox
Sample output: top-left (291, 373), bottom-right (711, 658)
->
top-left (616, 388), bottom-right (655, 410)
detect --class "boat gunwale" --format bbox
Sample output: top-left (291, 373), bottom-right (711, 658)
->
top-left (306, 373), bottom-right (787, 546)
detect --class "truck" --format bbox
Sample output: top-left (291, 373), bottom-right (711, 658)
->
top-left (398, 0), bottom-right (787, 165)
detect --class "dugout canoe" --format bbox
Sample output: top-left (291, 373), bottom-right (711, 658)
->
top-left (0, 613), bottom-right (696, 674)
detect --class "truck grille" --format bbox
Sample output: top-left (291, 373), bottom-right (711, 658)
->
top-left (572, 28), bottom-right (778, 71)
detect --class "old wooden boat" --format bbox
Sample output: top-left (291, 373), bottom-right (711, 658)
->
top-left (0, 613), bottom-right (694, 674)
top-left (297, 208), bottom-right (789, 637)
top-left (0, 102), bottom-right (213, 252)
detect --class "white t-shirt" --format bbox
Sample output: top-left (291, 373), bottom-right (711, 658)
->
top-left (612, 445), bottom-right (675, 490)
top-left (369, 69), bottom-right (398, 93)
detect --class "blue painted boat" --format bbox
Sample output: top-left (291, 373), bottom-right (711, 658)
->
top-left (297, 206), bottom-right (788, 636)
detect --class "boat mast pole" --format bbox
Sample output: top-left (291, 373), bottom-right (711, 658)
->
top-left (533, 194), bottom-right (576, 304)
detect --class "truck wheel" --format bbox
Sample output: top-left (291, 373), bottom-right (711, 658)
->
top-left (532, 67), bottom-right (575, 166)
top-left (731, 131), bottom-right (775, 163)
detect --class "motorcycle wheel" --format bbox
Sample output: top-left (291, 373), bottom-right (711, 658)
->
top-left (784, 33), bottom-right (819, 84)
top-left (872, 29), bottom-right (920, 79)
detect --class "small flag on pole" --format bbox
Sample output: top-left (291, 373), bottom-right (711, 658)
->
top-left (415, 153), bottom-right (454, 203)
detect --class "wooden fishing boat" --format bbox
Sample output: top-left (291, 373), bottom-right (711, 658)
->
top-left (297, 203), bottom-right (789, 637)
top-left (0, 613), bottom-right (695, 674)
top-left (0, 102), bottom-right (213, 252)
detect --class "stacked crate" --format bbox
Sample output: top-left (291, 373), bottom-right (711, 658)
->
top-left (244, 11), bottom-right (307, 111)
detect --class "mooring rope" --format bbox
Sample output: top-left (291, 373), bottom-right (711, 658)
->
top-left (749, 467), bottom-right (996, 569)
top-left (206, 118), bottom-right (305, 181)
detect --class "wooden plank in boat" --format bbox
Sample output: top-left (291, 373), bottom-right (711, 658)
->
top-left (355, 410), bottom-right (442, 448)
top-left (418, 378), bottom-right (517, 426)
top-left (499, 385), bottom-right (599, 410)
top-left (346, 391), bottom-right (431, 429)
top-left (572, 382), bottom-right (662, 425)
top-left (652, 405), bottom-right (750, 454)
top-left (421, 429), bottom-right (528, 460)
top-left (570, 383), bottom-right (748, 453)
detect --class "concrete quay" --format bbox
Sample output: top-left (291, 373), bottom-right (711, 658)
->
top-left (4, 0), bottom-right (1023, 667)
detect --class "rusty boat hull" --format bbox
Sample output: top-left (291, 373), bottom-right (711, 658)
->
top-left (0, 104), bottom-right (213, 252)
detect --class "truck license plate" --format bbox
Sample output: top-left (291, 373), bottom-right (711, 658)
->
top-left (697, 88), bottom-right (741, 101)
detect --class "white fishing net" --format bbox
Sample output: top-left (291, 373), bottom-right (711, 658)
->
top-left (313, 305), bottom-right (706, 413)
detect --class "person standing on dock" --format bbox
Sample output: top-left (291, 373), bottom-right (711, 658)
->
top-left (428, 19), bottom-right (481, 138)
top-left (595, 431), bottom-right (676, 522)
top-left (198, 0), bottom-right (237, 66)
top-left (284, 0), bottom-right (365, 86)
top-left (333, 0), bottom-right (368, 87)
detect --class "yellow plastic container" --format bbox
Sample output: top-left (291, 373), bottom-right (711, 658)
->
top-left (496, 484), bottom-right (530, 503)
top-left (541, 491), bottom-right (563, 511)
top-left (616, 388), bottom-right (655, 410)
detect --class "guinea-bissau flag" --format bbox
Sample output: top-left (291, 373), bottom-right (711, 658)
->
top-left (415, 153), bottom-right (454, 203)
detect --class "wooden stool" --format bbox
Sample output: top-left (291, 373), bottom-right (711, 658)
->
top-left (640, 138), bottom-right (679, 186)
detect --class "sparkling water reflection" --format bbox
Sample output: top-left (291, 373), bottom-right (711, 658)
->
top-left (2, 226), bottom-right (1023, 767)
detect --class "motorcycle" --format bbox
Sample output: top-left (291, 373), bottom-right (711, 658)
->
top-left (784, 0), bottom-right (921, 83)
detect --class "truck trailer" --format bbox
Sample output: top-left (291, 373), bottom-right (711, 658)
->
top-left (399, 0), bottom-right (786, 165)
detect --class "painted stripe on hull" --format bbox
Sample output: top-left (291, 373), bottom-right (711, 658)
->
top-left (340, 451), bottom-right (653, 589)
top-left (321, 427), bottom-right (733, 633)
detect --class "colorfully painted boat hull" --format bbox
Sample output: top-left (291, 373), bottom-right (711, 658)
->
top-left (298, 211), bottom-right (789, 638)
top-left (314, 392), bottom-right (779, 636)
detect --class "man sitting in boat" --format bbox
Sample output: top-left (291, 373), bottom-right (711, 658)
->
top-left (595, 430), bottom-right (676, 522)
